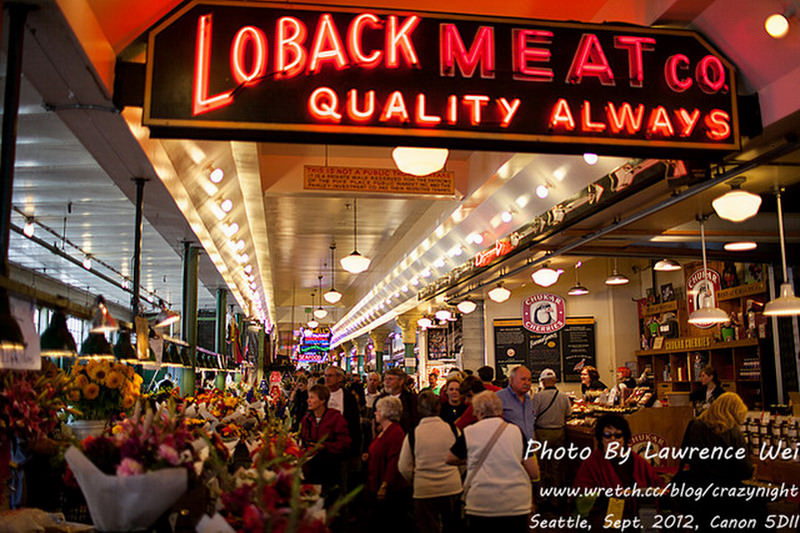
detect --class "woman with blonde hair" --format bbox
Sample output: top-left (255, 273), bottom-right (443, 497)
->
top-left (676, 392), bottom-right (762, 531)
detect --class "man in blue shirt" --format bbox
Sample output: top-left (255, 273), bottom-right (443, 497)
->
top-left (496, 365), bottom-right (535, 442)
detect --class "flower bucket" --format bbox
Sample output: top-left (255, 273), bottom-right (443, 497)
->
top-left (68, 419), bottom-right (107, 440)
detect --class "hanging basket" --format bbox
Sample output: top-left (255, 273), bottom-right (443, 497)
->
top-left (67, 420), bottom-right (107, 441)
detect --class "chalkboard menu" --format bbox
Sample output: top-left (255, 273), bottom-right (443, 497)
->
top-left (562, 319), bottom-right (597, 382)
top-left (528, 331), bottom-right (561, 381)
top-left (493, 317), bottom-right (595, 381)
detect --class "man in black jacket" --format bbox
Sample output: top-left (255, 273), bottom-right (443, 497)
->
top-left (377, 368), bottom-right (419, 434)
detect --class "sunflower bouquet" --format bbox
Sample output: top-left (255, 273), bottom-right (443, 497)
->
top-left (66, 360), bottom-right (143, 420)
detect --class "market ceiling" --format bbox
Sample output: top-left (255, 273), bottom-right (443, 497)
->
top-left (5, 0), bottom-right (800, 345)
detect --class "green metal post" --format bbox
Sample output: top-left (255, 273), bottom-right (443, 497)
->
top-left (181, 243), bottom-right (199, 395)
top-left (214, 289), bottom-right (227, 391)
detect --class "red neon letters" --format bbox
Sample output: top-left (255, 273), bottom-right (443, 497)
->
top-left (550, 98), bottom-right (730, 140)
top-left (189, 10), bottom-right (733, 144)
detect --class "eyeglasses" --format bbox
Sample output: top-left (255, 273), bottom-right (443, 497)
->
top-left (603, 431), bottom-right (624, 439)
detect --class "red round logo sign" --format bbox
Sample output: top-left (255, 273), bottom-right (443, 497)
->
top-left (686, 267), bottom-right (722, 329)
top-left (522, 294), bottom-right (566, 333)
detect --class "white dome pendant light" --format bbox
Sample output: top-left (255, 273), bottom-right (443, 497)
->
top-left (392, 147), bottom-right (449, 176)
top-left (764, 189), bottom-right (800, 316)
top-left (688, 217), bottom-right (729, 325)
top-left (324, 243), bottom-right (342, 303)
top-left (712, 178), bottom-right (762, 222)
top-left (313, 275), bottom-right (328, 319)
top-left (340, 199), bottom-right (371, 274)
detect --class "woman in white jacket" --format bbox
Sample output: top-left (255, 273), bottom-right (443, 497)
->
top-left (446, 391), bottom-right (539, 533)
top-left (398, 390), bottom-right (462, 533)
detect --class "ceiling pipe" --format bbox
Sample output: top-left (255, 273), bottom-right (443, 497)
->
top-left (438, 139), bottom-right (800, 303)
top-left (9, 222), bottom-right (161, 308)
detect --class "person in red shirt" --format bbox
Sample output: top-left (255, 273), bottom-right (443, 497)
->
top-left (478, 366), bottom-right (501, 392)
top-left (454, 376), bottom-right (486, 430)
top-left (299, 384), bottom-right (351, 500)
top-left (364, 396), bottom-right (409, 532)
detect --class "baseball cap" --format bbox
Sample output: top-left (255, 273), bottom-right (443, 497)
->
top-left (539, 368), bottom-right (557, 380)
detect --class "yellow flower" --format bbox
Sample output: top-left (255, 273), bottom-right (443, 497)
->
top-left (68, 389), bottom-right (81, 402)
top-left (111, 424), bottom-right (124, 435)
top-left (105, 371), bottom-right (123, 389)
top-left (121, 395), bottom-right (135, 409)
top-left (74, 374), bottom-right (89, 389)
top-left (83, 383), bottom-right (100, 400)
top-left (87, 363), bottom-right (107, 383)
top-left (112, 363), bottom-right (127, 375)
top-left (133, 373), bottom-right (143, 387)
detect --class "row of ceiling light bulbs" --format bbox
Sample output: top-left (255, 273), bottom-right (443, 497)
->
top-left (339, 148), bottom-right (601, 336)
top-left (208, 168), bottom-right (266, 323)
top-left (416, 181), bottom-right (797, 328)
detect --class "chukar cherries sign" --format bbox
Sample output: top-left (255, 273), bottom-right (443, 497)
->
top-left (142, 1), bottom-right (739, 156)
top-left (522, 294), bottom-right (565, 334)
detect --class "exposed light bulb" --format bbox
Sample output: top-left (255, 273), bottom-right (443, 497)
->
top-left (417, 317), bottom-right (433, 328)
top-left (765, 13), bottom-right (790, 38)
top-left (500, 211), bottom-right (513, 223)
top-left (467, 232), bottom-right (484, 245)
top-left (23, 219), bottom-right (35, 237)
top-left (224, 222), bottom-right (239, 237)
top-left (243, 264), bottom-right (253, 274)
top-left (583, 152), bottom-right (599, 165)
top-left (82, 256), bottom-right (92, 270)
top-left (235, 239), bottom-right (246, 251)
top-left (220, 199), bottom-right (233, 212)
top-left (210, 168), bottom-right (224, 183)
top-left (536, 184), bottom-right (549, 199)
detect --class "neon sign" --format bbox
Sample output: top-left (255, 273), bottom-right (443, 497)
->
top-left (143, 1), bottom-right (739, 155)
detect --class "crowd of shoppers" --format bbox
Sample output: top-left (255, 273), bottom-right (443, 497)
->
top-left (284, 362), bottom-right (760, 532)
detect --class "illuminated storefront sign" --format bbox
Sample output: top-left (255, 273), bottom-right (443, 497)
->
top-left (143, 1), bottom-right (739, 154)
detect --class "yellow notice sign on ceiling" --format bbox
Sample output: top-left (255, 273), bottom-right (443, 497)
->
top-left (303, 165), bottom-right (454, 196)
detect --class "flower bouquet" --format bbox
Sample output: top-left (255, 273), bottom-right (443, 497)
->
top-left (64, 406), bottom-right (201, 531)
top-left (65, 360), bottom-right (142, 436)
top-left (209, 417), bottom-right (356, 533)
top-left (1, 360), bottom-right (76, 447)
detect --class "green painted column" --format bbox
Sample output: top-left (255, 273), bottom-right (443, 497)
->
top-left (214, 289), bottom-right (227, 391)
top-left (181, 243), bottom-right (199, 396)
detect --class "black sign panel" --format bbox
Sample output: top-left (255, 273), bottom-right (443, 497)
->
top-left (528, 331), bottom-right (561, 381)
top-left (144, 1), bottom-right (739, 155)
top-left (562, 319), bottom-right (596, 382)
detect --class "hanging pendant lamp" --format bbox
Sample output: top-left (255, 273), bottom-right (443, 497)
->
top-left (532, 265), bottom-right (564, 287)
top-left (89, 295), bottom-right (118, 333)
top-left (324, 243), bottom-right (342, 303)
top-left (154, 300), bottom-right (180, 329)
top-left (40, 309), bottom-right (77, 357)
top-left (314, 275), bottom-right (328, 319)
top-left (605, 258), bottom-right (630, 286)
top-left (688, 217), bottom-right (729, 325)
top-left (0, 288), bottom-right (25, 355)
top-left (653, 259), bottom-right (682, 272)
top-left (712, 178), bottom-right (762, 222)
top-left (457, 300), bottom-right (477, 314)
top-left (488, 283), bottom-right (511, 303)
top-left (340, 199), bottom-right (371, 274)
top-left (568, 261), bottom-right (589, 296)
top-left (392, 147), bottom-right (449, 176)
top-left (764, 189), bottom-right (800, 316)
top-left (307, 291), bottom-right (319, 329)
